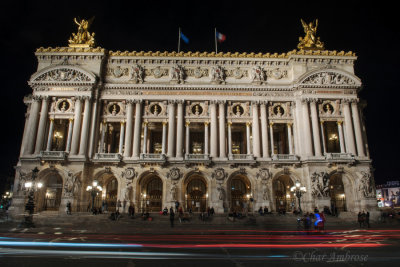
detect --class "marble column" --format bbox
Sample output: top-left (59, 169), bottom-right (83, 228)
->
top-left (287, 123), bottom-right (293, 155)
top-left (88, 99), bottom-right (99, 158)
top-left (291, 102), bottom-right (299, 155)
top-left (99, 121), bottom-right (106, 153)
top-left (175, 101), bottom-right (184, 158)
top-left (302, 99), bottom-right (313, 157)
top-left (162, 121), bottom-right (167, 154)
top-left (46, 118), bottom-right (54, 151)
top-left (320, 121), bottom-right (326, 154)
top-left (185, 121), bottom-right (190, 155)
top-left (24, 97), bottom-right (41, 155)
top-left (119, 121), bottom-right (125, 154)
top-left (167, 101), bottom-right (176, 157)
top-left (79, 97), bottom-right (92, 156)
top-left (310, 100), bottom-right (322, 157)
top-left (34, 97), bottom-right (49, 154)
top-left (343, 100), bottom-right (356, 154)
top-left (70, 98), bottom-right (82, 155)
top-left (260, 102), bottom-right (269, 158)
top-left (337, 121), bottom-right (346, 153)
top-left (132, 101), bottom-right (142, 158)
top-left (219, 102), bottom-right (226, 158)
top-left (66, 118), bottom-right (73, 153)
top-left (269, 122), bottom-right (274, 155)
top-left (227, 122), bottom-right (232, 157)
top-left (204, 122), bottom-right (209, 155)
top-left (246, 122), bottom-right (251, 155)
top-left (142, 122), bottom-right (148, 154)
top-left (210, 101), bottom-right (218, 157)
top-left (123, 101), bottom-right (134, 157)
top-left (351, 100), bottom-right (365, 157)
top-left (252, 102), bottom-right (261, 158)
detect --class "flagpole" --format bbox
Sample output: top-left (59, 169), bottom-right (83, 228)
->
top-left (215, 28), bottom-right (217, 54)
top-left (178, 27), bottom-right (181, 53)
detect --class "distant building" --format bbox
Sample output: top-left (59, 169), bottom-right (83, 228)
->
top-left (376, 181), bottom-right (400, 208)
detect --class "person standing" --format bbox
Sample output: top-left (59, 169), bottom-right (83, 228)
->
top-left (366, 211), bottom-right (370, 228)
top-left (170, 207), bottom-right (175, 227)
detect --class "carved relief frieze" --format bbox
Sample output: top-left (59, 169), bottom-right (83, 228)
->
top-left (129, 64), bottom-right (144, 83)
top-left (225, 68), bottom-right (248, 79)
top-left (210, 65), bottom-right (225, 84)
top-left (169, 64), bottom-right (185, 84)
top-left (302, 72), bottom-right (356, 86)
top-left (34, 68), bottom-right (92, 82)
top-left (250, 66), bottom-right (266, 84)
top-left (147, 66), bottom-right (169, 78)
top-left (186, 67), bottom-right (209, 78)
top-left (266, 68), bottom-right (288, 80)
top-left (107, 66), bottom-right (129, 78)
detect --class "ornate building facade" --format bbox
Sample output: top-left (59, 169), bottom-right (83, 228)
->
top-left (10, 22), bottom-right (377, 217)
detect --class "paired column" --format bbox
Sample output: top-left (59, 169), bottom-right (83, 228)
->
top-left (167, 101), bottom-right (176, 157)
top-left (132, 101), bottom-right (142, 158)
top-left (269, 122), bottom-right (274, 155)
top-left (162, 121), bottom-right (167, 154)
top-left (99, 121), bottom-right (107, 153)
top-left (119, 121), bottom-right (125, 154)
top-left (210, 101), bottom-right (218, 157)
top-left (79, 97), bottom-right (92, 156)
top-left (142, 122), bottom-right (148, 154)
top-left (260, 102), bottom-right (269, 158)
top-left (176, 101), bottom-right (184, 158)
top-left (24, 96), bottom-right (41, 155)
top-left (287, 123), bottom-right (293, 155)
top-left (45, 118), bottom-right (54, 151)
top-left (246, 122), bottom-right (251, 155)
top-left (227, 122), bottom-right (232, 156)
top-left (70, 97), bottom-right (82, 155)
top-left (185, 121), bottom-right (190, 154)
top-left (124, 101), bottom-right (134, 157)
top-left (88, 98), bottom-right (99, 158)
top-left (34, 97), bottom-right (49, 154)
top-left (320, 121), bottom-right (327, 154)
top-left (337, 121), bottom-right (346, 153)
top-left (252, 102), bottom-right (261, 158)
top-left (66, 118), bottom-right (74, 152)
top-left (342, 100), bottom-right (357, 154)
top-left (301, 99), bottom-right (314, 157)
top-left (351, 100), bottom-right (365, 157)
top-left (204, 122), bottom-right (209, 155)
top-left (218, 101), bottom-right (226, 158)
top-left (310, 99), bottom-right (322, 157)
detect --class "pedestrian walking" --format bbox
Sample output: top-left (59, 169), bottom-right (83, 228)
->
top-left (366, 211), bottom-right (370, 228)
top-left (66, 201), bottom-right (72, 215)
top-left (170, 207), bottom-right (175, 227)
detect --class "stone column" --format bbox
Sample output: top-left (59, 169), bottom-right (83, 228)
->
top-left (162, 121), bottom-right (167, 154)
top-left (310, 100), bottom-right (322, 157)
top-left (260, 102), bottom-right (269, 158)
top-left (142, 122), bottom-right (148, 154)
top-left (287, 123), bottom-right (293, 155)
top-left (269, 122), bottom-right (274, 155)
top-left (79, 97), bottom-right (92, 156)
top-left (176, 101), bottom-right (184, 158)
top-left (124, 101), bottom-right (134, 157)
top-left (301, 99), bottom-right (313, 157)
top-left (70, 98), bottom-right (82, 155)
top-left (252, 102), bottom-right (261, 158)
top-left (185, 121), bottom-right (190, 154)
top-left (24, 97), bottom-right (41, 155)
top-left (218, 101), bottom-right (226, 158)
top-left (66, 118), bottom-right (73, 152)
top-left (351, 100), bottom-right (365, 157)
top-left (227, 122), bottom-right (232, 157)
top-left (119, 121), bottom-right (125, 154)
top-left (337, 121), bottom-right (345, 153)
top-left (132, 100), bottom-right (142, 158)
top-left (88, 99), bottom-right (99, 158)
top-left (204, 122), bottom-right (209, 155)
top-left (167, 101), bottom-right (176, 157)
top-left (246, 122), bottom-right (251, 155)
top-left (34, 97), bottom-right (49, 154)
top-left (46, 118), bottom-right (54, 151)
top-left (210, 101), bottom-right (218, 157)
top-left (320, 121), bottom-right (326, 154)
top-left (343, 100), bottom-right (356, 154)
top-left (294, 100), bottom-right (304, 155)
top-left (99, 121), bottom-right (107, 153)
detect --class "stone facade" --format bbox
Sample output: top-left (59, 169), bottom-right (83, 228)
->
top-left (9, 46), bottom-right (376, 217)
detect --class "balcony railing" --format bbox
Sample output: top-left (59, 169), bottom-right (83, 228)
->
top-left (139, 154), bottom-right (167, 164)
top-left (185, 154), bottom-right (210, 160)
top-left (272, 154), bottom-right (299, 161)
top-left (229, 154), bottom-right (254, 160)
top-left (39, 151), bottom-right (68, 160)
top-left (93, 153), bottom-right (122, 162)
top-left (325, 153), bottom-right (354, 160)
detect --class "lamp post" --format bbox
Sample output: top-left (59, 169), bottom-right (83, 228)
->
top-left (86, 180), bottom-right (102, 213)
top-left (21, 167), bottom-right (42, 227)
top-left (290, 180), bottom-right (306, 213)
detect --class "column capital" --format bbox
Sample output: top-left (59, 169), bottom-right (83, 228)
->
top-left (126, 99), bottom-right (135, 105)
top-left (227, 121), bottom-right (232, 126)
top-left (341, 98), bottom-right (353, 104)
top-left (168, 100), bottom-right (176, 105)
top-left (204, 121), bottom-right (209, 126)
top-left (320, 120), bottom-right (324, 125)
top-left (301, 98), bottom-right (311, 104)
top-left (337, 120), bottom-right (343, 125)
top-left (260, 100), bottom-right (268, 106)
top-left (185, 121), bottom-right (190, 127)
top-left (217, 100), bottom-right (226, 105)
top-left (32, 95), bottom-right (42, 101)
top-left (269, 122), bottom-right (274, 126)
top-left (246, 121), bottom-right (252, 127)
top-left (162, 121), bottom-right (168, 126)
top-left (210, 100), bottom-right (218, 105)
top-left (251, 100), bottom-right (260, 106)
top-left (69, 118), bottom-right (74, 122)
top-left (176, 100), bottom-right (185, 105)
top-left (49, 118), bottom-right (54, 122)
top-left (287, 122), bottom-right (293, 127)
top-left (120, 120), bottom-right (126, 125)
top-left (309, 98), bottom-right (319, 104)
top-left (143, 121), bottom-right (148, 126)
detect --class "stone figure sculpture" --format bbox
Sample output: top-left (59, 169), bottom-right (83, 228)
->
top-left (298, 19), bottom-right (324, 50)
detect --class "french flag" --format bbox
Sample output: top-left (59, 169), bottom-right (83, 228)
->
top-left (216, 31), bottom-right (226, 43)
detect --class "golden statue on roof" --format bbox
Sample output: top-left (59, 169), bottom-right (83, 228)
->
top-left (298, 19), bottom-right (325, 50)
top-left (68, 17), bottom-right (95, 47)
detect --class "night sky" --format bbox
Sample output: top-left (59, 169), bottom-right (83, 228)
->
top-left (0, 1), bottom-right (398, 192)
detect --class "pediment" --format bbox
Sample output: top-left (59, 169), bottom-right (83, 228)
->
top-left (30, 65), bottom-right (97, 85)
top-left (298, 68), bottom-right (361, 88)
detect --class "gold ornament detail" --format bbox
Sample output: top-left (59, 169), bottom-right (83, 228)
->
top-left (68, 17), bottom-right (95, 48)
top-left (298, 19), bottom-right (325, 50)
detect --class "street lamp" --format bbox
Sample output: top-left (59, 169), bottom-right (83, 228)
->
top-left (86, 180), bottom-right (102, 213)
top-left (290, 180), bottom-right (307, 213)
top-left (21, 167), bottom-right (42, 227)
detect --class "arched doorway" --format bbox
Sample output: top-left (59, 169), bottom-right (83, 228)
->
top-left (329, 174), bottom-right (347, 212)
top-left (185, 175), bottom-right (207, 212)
top-left (42, 174), bottom-right (63, 211)
top-left (273, 175), bottom-right (294, 212)
top-left (140, 175), bottom-right (163, 212)
top-left (229, 175), bottom-right (251, 212)
top-left (105, 178), bottom-right (118, 212)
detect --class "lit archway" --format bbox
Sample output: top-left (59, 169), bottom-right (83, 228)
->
top-left (139, 175), bottom-right (163, 212)
top-left (185, 175), bottom-right (207, 212)
top-left (105, 177), bottom-right (118, 212)
top-left (40, 173), bottom-right (63, 211)
top-left (329, 174), bottom-right (347, 212)
top-left (273, 175), bottom-right (294, 212)
top-left (228, 174), bottom-right (251, 212)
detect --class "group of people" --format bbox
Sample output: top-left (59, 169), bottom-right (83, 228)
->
top-left (258, 206), bottom-right (272, 215)
top-left (357, 210), bottom-right (370, 228)
top-left (298, 211), bottom-right (326, 231)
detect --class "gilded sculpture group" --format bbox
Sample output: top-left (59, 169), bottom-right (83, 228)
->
top-left (68, 17), bottom-right (325, 51)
